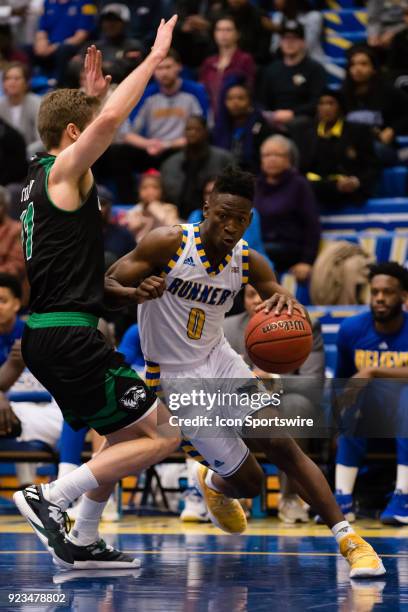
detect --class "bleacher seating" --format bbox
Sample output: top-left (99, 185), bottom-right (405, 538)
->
top-left (309, 305), bottom-right (368, 375)
top-left (323, 9), bottom-right (367, 32)
top-left (320, 199), bottom-right (408, 231)
top-left (377, 167), bottom-right (408, 198)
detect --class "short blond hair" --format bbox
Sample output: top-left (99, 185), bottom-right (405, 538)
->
top-left (38, 88), bottom-right (100, 150)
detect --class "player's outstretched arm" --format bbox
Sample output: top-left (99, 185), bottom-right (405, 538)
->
top-left (52, 15), bottom-right (178, 183)
top-left (248, 249), bottom-right (309, 318)
top-left (105, 226), bottom-right (183, 305)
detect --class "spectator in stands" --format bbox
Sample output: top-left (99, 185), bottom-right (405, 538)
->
top-left (0, 63), bottom-right (42, 157)
top-left (172, 0), bottom-right (213, 69)
top-left (213, 80), bottom-right (274, 173)
top-left (199, 16), bottom-right (256, 117)
top-left (0, 23), bottom-right (29, 67)
top-left (124, 170), bottom-right (179, 241)
top-left (67, 4), bottom-right (144, 87)
top-left (223, 283), bottom-right (325, 523)
top-left (107, 0), bottom-right (168, 50)
top-left (0, 274), bottom-right (63, 487)
top-left (303, 89), bottom-right (380, 208)
top-left (327, 262), bottom-right (408, 525)
top-left (161, 115), bottom-right (233, 218)
top-left (0, 119), bottom-right (27, 185)
top-left (32, 0), bottom-right (97, 85)
top-left (267, 0), bottom-right (342, 78)
top-left (367, 0), bottom-right (407, 49)
top-left (261, 20), bottom-right (326, 133)
top-left (387, 4), bottom-right (408, 92)
top-left (0, 340), bottom-right (63, 487)
top-left (188, 177), bottom-right (270, 261)
top-left (212, 0), bottom-right (272, 64)
top-left (0, 187), bottom-right (25, 281)
top-left (342, 46), bottom-right (408, 165)
top-left (99, 185), bottom-right (136, 262)
top-left (254, 135), bottom-right (320, 281)
top-left (121, 49), bottom-right (203, 167)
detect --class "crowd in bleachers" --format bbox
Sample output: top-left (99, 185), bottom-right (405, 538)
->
top-left (1, 0), bottom-right (408, 287)
top-left (1, 0), bottom-right (408, 524)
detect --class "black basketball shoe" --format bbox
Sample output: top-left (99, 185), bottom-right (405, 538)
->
top-left (53, 537), bottom-right (141, 570)
top-left (13, 484), bottom-right (74, 568)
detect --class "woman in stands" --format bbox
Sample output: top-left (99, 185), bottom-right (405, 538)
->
top-left (0, 62), bottom-right (42, 158)
top-left (254, 134), bottom-right (320, 281)
top-left (212, 80), bottom-right (274, 173)
top-left (341, 45), bottom-right (408, 165)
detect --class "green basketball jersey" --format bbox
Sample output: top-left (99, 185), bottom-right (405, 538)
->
top-left (21, 153), bottom-right (105, 316)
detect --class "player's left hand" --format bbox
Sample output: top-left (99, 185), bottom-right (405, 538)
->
top-left (84, 45), bottom-right (112, 99)
top-left (133, 276), bottom-right (165, 303)
top-left (255, 294), bottom-right (307, 318)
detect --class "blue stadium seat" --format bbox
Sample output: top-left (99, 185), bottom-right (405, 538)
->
top-left (397, 136), bottom-right (408, 148)
top-left (320, 231), bottom-right (408, 264)
top-left (323, 10), bottom-right (367, 33)
top-left (320, 198), bottom-right (408, 231)
top-left (376, 167), bottom-right (408, 198)
top-left (324, 31), bottom-right (366, 58)
top-left (279, 273), bottom-right (311, 304)
top-left (325, 0), bottom-right (359, 9)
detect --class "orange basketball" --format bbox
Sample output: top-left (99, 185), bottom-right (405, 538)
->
top-left (244, 310), bottom-right (313, 374)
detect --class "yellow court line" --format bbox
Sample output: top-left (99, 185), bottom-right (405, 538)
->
top-left (1, 517), bottom-right (408, 538)
top-left (1, 526), bottom-right (408, 538)
top-left (0, 550), bottom-right (407, 558)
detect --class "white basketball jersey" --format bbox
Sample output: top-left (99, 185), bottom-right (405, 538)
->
top-left (138, 224), bottom-right (249, 367)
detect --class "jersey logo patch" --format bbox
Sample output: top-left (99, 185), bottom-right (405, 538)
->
top-left (120, 386), bottom-right (147, 410)
top-left (379, 342), bottom-right (388, 350)
top-left (231, 267), bottom-right (240, 273)
top-left (214, 459), bottom-right (225, 468)
top-left (183, 256), bottom-right (196, 267)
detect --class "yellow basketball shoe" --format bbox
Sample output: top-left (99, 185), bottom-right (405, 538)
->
top-left (195, 464), bottom-right (247, 534)
top-left (339, 533), bottom-right (386, 578)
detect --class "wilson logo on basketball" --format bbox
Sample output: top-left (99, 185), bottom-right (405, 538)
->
top-left (262, 320), bottom-right (306, 334)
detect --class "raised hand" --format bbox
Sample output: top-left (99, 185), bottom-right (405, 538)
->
top-left (84, 45), bottom-right (112, 99)
top-left (150, 15), bottom-right (178, 63)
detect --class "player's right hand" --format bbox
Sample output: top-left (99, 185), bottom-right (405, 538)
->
top-left (0, 393), bottom-right (21, 436)
top-left (150, 15), bottom-right (178, 63)
top-left (134, 276), bottom-right (166, 303)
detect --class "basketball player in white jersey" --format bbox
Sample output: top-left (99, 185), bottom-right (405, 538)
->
top-left (106, 167), bottom-right (385, 578)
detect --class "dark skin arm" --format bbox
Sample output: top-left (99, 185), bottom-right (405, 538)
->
top-left (105, 226), bottom-right (183, 305)
top-left (0, 340), bottom-right (25, 435)
top-left (248, 249), bottom-right (309, 320)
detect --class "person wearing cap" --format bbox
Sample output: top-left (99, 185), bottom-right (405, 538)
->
top-left (33, 0), bottom-right (97, 85)
top-left (302, 89), bottom-right (380, 209)
top-left (67, 3), bottom-right (144, 86)
top-left (261, 19), bottom-right (326, 127)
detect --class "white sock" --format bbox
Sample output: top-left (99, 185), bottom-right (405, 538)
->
top-left (68, 495), bottom-right (107, 546)
top-left (42, 464), bottom-right (99, 511)
top-left (16, 463), bottom-right (37, 486)
top-left (395, 465), bottom-right (408, 494)
top-left (335, 465), bottom-right (358, 495)
top-left (57, 462), bottom-right (79, 479)
top-left (332, 520), bottom-right (355, 545)
top-left (205, 469), bottom-right (224, 494)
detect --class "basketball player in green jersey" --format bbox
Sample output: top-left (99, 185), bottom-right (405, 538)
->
top-left (106, 167), bottom-right (386, 579)
top-left (13, 17), bottom-right (182, 571)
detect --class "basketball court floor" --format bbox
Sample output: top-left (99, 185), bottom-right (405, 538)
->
top-left (0, 516), bottom-right (406, 611)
